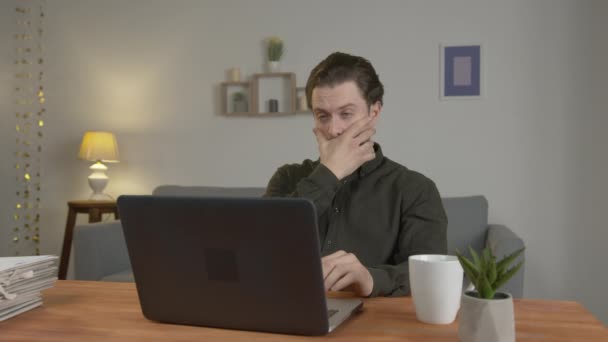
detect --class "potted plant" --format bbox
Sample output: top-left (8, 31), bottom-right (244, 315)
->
top-left (232, 92), bottom-right (248, 113)
top-left (456, 246), bottom-right (525, 342)
top-left (266, 36), bottom-right (283, 72)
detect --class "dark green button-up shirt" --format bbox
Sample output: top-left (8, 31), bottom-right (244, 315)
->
top-left (264, 143), bottom-right (447, 297)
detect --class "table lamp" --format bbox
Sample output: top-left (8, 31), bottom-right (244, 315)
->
top-left (78, 131), bottom-right (120, 200)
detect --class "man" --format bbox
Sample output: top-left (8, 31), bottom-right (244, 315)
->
top-left (264, 52), bottom-right (447, 297)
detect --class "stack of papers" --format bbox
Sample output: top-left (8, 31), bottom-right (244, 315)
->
top-left (0, 255), bottom-right (59, 321)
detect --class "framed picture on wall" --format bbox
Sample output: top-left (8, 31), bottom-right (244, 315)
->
top-left (440, 44), bottom-right (483, 100)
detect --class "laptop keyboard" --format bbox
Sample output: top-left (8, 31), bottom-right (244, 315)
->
top-left (328, 309), bottom-right (338, 318)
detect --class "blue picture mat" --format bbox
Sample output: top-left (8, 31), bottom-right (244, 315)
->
top-left (444, 45), bottom-right (481, 96)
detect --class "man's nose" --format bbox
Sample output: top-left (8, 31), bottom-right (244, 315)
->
top-left (328, 118), bottom-right (344, 137)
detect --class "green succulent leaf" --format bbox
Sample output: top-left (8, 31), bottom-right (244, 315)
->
top-left (478, 250), bottom-right (487, 276)
top-left (468, 246), bottom-right (481, 269)
top-left (458, 245), bottom-right (524, 298)
top-left (479, 274), bottom-right (495, 299)
top-left (488, 255), bottom-right (497, 286)
top-left (493, 261), bottom-right (524, 291)
top-left (496, 247), bottom-right (525, 275)
top-left (457, 249), bottom-right (479, 273)
top-left (482, 247), bottom-right (491, 265)
top-left (457, 253), bottom-right (479, 283)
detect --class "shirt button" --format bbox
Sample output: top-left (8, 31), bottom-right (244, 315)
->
top-left (334, 207), bottom-right (340, 213)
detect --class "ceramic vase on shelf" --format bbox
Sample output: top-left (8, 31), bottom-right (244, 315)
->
top-left (267, 61), bottom-right (280, 73)
top-left (229, 67), bottom-right (241, 82)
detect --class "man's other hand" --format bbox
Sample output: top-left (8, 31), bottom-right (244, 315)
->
top-left (321, 250), bottom-right (373, 297)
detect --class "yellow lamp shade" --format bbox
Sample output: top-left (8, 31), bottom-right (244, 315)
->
top-left (78, 131), bottom-right (120, 162)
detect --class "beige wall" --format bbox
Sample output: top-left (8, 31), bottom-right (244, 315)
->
top-left (1, 0), bottom-right (607, 323)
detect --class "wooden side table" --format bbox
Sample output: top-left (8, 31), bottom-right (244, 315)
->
top-left (58, 200), bottom-right (119, 280)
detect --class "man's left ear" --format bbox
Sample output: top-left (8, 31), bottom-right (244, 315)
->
top-left (370, 101), bottom-right (382, 119)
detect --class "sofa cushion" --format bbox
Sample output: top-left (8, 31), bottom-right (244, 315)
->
top-left (442, 196), bottom-right (489, 255)
top-left (153, 185), bottom-right (266, 197)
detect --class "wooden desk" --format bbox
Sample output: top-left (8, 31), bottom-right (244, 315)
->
top-left (1, 281), bottom-right (606, 341)
top-left (59, 201), bottom-right (119, 280)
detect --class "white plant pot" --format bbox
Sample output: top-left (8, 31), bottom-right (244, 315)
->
top-left (267, 61), bottom-right (280, 73)
top-left (458, 291), bottom-right (515, 342)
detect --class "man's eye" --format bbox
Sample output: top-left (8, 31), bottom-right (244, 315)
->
top-left (341, 112), bottom-right (352, 117)
top-left (317, 115), bottom-right (329, 121)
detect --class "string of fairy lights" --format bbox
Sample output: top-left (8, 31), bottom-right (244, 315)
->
top-left (12, 0), bottom-right (46, 256)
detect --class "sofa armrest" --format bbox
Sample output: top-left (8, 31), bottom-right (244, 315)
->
top-left (485, 224), bottom-right (526, 298)
top-left (73, 220), bottom-right (131, 281)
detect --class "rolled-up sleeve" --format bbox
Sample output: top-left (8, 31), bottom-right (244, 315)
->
top-left (265, 163), bottom-right (340, 217)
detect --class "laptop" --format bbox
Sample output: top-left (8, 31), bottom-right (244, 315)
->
top-left (117, 195), bottom-right (363, 336)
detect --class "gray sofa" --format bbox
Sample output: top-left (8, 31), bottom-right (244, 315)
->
top-left (73, 186), bottom-right (526, 297)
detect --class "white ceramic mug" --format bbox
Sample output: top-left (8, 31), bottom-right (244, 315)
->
top-left (408, 254), bottom-right (463, 324)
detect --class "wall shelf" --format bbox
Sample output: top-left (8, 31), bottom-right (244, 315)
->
top-left (220, 72), bottom-right (309, 116)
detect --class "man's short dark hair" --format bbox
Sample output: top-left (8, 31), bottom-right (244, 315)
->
top-left (305, 52), bottom-right (384, 109)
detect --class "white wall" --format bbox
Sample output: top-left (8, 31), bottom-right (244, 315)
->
top-left (563, 0), bottom-right (608, 324)
top-left (1, 0), bottom-right (607, 323)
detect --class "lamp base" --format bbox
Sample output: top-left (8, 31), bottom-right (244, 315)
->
top-left (87, 161), bottom-right (112, 201)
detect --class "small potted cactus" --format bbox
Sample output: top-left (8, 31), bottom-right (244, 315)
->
top-left (266, 36), bottom-right (283, 72)
top-left (456, 246), bottom-right (525, 342)
top-left (232, 92), bottom-right (248, 113)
